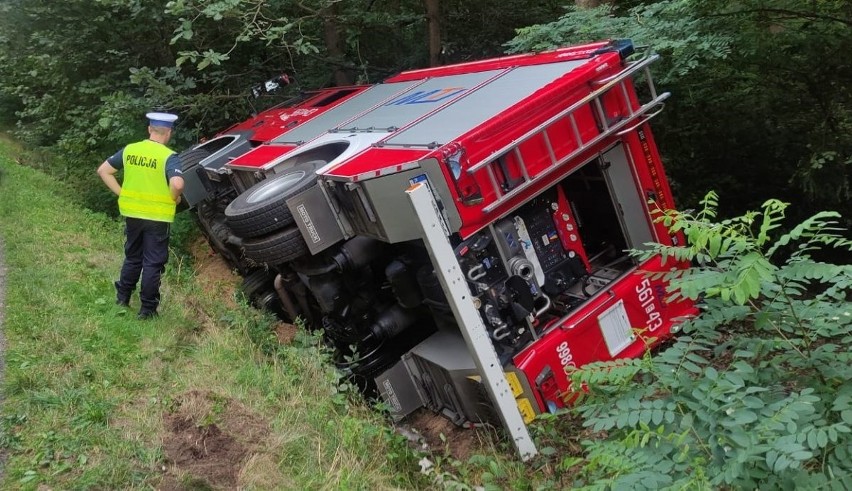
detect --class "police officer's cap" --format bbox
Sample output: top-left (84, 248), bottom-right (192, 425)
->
top-left (146, 112), bottom-right (178, 128)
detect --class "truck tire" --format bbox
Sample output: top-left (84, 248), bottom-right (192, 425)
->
top-left (178, 147), bottom-right (211, 171)
top-left (240, 269), bottom-right (279, 309)
top-left (241, 269), bottom-right (274, 298)
top-left (242, 226), bottom-right (309, 266)
top-left (224, 162), bottom-right (322, 239)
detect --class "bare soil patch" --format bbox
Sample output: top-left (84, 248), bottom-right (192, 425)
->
top-left (188, 236), bottom-right (240, 310)
top-left (187, 245), bottom-right (482, 467)
top-left (274, 322), bottom-right (298, 344)
top-left (159, 390), bottom-right (270, 490)
top-left (404, 409), bottom-right (489, 462)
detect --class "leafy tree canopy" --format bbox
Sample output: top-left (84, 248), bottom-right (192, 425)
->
top-left (508, 0), bottom-right (851, 225)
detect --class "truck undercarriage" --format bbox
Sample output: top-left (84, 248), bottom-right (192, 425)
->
top-left (180, 40), bottom-right (697, 459)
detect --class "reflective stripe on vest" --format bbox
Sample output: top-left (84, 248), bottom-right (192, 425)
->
top-left (118, 140), bottom-right (176, 222)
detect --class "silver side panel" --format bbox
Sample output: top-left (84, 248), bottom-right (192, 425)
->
top-left (347, 70), bottom-right (502, 132)
top-left (417, 158), bottom-right (463, 232)
top-left (322, 159), bottom-right (461, 244)
top-left (272, 82), bottom-right (419, 144)
top-left (374, 360), bottom-right (426, 421)
top-left (402, 330), bottom-right (490, 426)
top-left (360, 166), bottom-right (459, 243)
top-left (275, 60), bottom-right (588, 148)
top-left (601, 144), bottom-right (654, 250)
top-left (385, 60), bottom-right (588, 147)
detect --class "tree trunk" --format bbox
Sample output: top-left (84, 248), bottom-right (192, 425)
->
top-left (424, 0), bottom-right (441, 67)
top-left (323, 4), bottom-right (353, 86)
top-left (575, 0), bottom-right (612, 7)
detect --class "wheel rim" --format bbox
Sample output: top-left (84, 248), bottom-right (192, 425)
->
top-left (246, 170), bottom-right (307, 204)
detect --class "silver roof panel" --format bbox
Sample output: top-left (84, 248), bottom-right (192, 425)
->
top-left (344, 70), bottom-right (504, 132)
top-left (272, 81), bottom-right (420, 144)
top-left (385, 59), bottom-right (589, 146)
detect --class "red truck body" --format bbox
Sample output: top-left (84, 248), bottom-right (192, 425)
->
top-left (181, 39), bottom-right (697, 458)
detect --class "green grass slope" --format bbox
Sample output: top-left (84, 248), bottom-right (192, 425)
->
top-left (0, 137), bottom-right (426, 490)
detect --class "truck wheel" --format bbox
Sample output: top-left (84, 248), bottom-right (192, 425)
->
top-left (178, 147), bottom-right (212, 171)
top-left (241, 269), bottom-right (274, 299)
top-left (224, 162), bottom-right (322, 239)
top-left (240, 269), bottom-right (279, 309)
top-left (242, 226), bottom-right (309, 266)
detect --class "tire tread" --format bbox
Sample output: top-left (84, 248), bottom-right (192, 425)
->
top-left (225, 166), bottom-right (318, 238)
top-left (242, 226), bottom-right (309, 265)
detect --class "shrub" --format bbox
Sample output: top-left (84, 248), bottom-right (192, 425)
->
top-left (568, 192), bottom-right (852, 489)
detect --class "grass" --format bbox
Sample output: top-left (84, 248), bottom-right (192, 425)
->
top-left (0, 136), bottom-right (432, 490)
top-left (0, 134), bottom-right (581, 490)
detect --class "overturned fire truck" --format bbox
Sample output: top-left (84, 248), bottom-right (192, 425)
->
top-left (180, 39), bottom-right (697, 459)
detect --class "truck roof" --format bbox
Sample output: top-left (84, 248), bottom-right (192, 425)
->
top-left (224, 40), bottom-right (629, 177)
top-left (220, 86), bottom-right (369, 145)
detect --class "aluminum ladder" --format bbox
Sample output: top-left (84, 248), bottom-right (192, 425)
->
top-left (467, 54), bottom-right (669, 214)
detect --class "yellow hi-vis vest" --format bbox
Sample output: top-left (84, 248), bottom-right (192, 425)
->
top-left (117, 140), bottom-right (177, 222)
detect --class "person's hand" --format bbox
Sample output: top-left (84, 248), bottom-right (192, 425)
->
top-left (174, 195), bottom-right (182, 205)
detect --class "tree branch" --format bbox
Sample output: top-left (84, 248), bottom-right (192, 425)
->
top-left (707, 8), bottom-right (852, 27)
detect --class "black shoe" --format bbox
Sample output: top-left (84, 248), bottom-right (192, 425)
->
top-left (137, 310), bottom-right (159, 320)
top-left (115, 281), bottom-right (133, 308)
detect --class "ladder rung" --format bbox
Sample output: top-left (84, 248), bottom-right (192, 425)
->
top-left (569, 114), bottom-right (582, 148)
top-left (482, 93), bottom-right (670, 213)
top-left (593, 97), bottom-right (608, 131)
top-left (466, 54), bottom-right (661, 175)
top-left (513, 147), bottom-right (530, 182)
top-left (485, 165), bottom-right (501, 198)
top-left (619, 81), bottom-right (634, 117)
top-left (644, 66), bottom-right (658, 99)
top-left (541, 128), bottom-right (557, 167)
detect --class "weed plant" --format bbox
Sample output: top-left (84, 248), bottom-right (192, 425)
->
top-left (557, 193), bottom-right (852, 489)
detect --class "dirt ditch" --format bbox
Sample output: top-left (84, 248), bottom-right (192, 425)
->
top-left (176, 237), bottom-right (483, 484)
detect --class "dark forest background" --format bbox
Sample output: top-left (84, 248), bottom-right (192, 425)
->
top-left (0, 0), bottom-right (849, 224)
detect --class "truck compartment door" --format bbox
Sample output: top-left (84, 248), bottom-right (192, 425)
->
top-left (601, 144), bottom-right (654, 251)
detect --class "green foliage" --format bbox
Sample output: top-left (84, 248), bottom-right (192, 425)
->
top-left (506, 1), bottom-right (733, 84)
top-left (565, 193), bottom-right (852, 488)
top-left (507, 0), bottom-right (852, 227)
top-left (439, 0), bottom-right (566, 62)
top-left (166, 0), bottom-right (319, 71)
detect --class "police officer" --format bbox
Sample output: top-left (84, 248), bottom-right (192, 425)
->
top-left (97, 112), bottom-right (184, 319)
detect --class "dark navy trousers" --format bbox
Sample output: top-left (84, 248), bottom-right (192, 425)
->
top-left (115, 217), bottom-right (170, 313)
